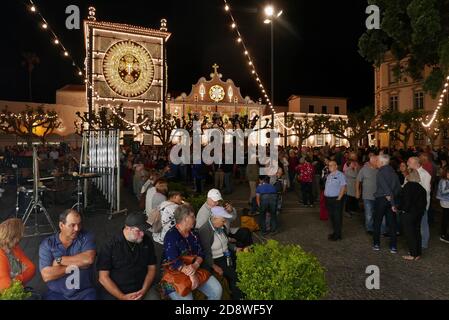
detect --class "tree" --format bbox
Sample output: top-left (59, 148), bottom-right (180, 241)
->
top-left (358, 0), bottom-right (449, 97)
top-left (327, 107), bottom-right (381, 150)
top-left (139, 114), bottom-right (185, 156)
top-left (286, 114), bottom-right (329, 147)
top-left (0, 105), bottom-right (61, 146)
top-left (381, 109), bottom-right (425, 148)
top-left (422, 125), bottom-right (441, 146)
top-left (21, 52), bottom-right (40, 102)
top-left (75, 106), bottom-right (133, 135)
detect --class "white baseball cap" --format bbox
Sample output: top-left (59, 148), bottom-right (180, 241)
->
top-left (211, 206), bottom-right (233, 219)
top-left (207, 189), bottom-right (223, 202)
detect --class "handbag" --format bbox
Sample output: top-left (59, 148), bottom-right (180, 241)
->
top-left (161, 255), bottom-right (211, 297)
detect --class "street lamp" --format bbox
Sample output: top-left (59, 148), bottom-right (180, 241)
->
top-left (264, 4), bottom-right (283, 129)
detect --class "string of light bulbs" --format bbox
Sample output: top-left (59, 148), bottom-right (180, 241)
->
top-left (221, 1), bottom-right (273, 112)
top-left (221, 1), bottom-right (296, 131)
top-left (26, 0), bottom-right (84, 78)
top-left (110, 106), bottom-right (151, 127)
top-left (422, 75), bottom-right (449, 128)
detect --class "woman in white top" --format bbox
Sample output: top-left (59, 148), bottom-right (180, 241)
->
top-left (151, 191), bottom-right (183, 283)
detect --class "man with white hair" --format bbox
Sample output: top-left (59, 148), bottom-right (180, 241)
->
top-left (196, 189), bottom-right (253, 248)
top-left (407, 156), bottom-right (431, 249)
top-left (372, 154), bottom-right (402, 253)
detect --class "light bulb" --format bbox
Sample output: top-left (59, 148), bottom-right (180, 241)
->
top-left (54, 39), bottom-right (59, 44)
top-left (30, 5), bottom-right (36, 12)
top-left (231, 23), bottom-right (236, 28)
top-left (64, 51), bottom-right (69, 56)
top-left (42, 23), bottom-right (48, 29)
top-left (264, 5), bottom-right (274, 17)
top-left (225, 4), bottom-right (229, 11)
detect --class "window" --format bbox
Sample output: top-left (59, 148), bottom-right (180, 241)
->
top-left (123, 108), bottom-right (135, 122)
top-left (316, 135), bottom-right (324, 146)
top-left (414, 129), bottom-right (424, 141)
top-left (143, 109), bottom-right (155, 120)
top-left (389, 95), bottom-right (399, 112)
top-left (334, 137), bottom-right (341, 146)
top-left (443, 128), bottom-right (449, 140)
top-left (322, 106), bottom-right (328, 114)
top-left (334, 106), bottom-right (340, 115)
top-left (143, 110), bottom-right (155, 145)
top-left (308, 105), bottom-right (315, 113)
top-left (389, 64), bottom-right (398, 84)
top-left (414, 92), bottom-right (424, 110)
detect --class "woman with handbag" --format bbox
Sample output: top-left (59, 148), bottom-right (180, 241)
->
top-left (198, 206), bottom-right (243, 300)
top-left (160, 204), bottom-right (222, 300)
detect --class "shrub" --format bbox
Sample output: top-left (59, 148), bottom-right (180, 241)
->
top-left (168, 182), bottom-right (190, 197)
top-left (0, 280), bottom-right (31, 300)
top-left (236, 240), bottom-right (327, 300)
top-left (185, 195), bottom-right (207, 213)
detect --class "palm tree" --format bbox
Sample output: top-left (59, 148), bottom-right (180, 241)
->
top-left (21, 52), bottom-right (40, 101)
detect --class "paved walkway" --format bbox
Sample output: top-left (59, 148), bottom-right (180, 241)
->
top-left (2, 179), bottom-right (449, 300)
top-left (220, 182), bottom-right (449, 300)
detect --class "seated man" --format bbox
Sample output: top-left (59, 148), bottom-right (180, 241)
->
top-left (96, 213), bottom-right (159, 300)
top-left (39, 209), bottom-right (96, 300)
top-left (196, 189), bottom-right (253, 248)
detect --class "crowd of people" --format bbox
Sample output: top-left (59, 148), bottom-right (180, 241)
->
top-left (279, 144), bottom-right (449, 262)
top-left (0, 186), bottom-right (251, 300)
top-left (1, 142), bottom-right (449, 300)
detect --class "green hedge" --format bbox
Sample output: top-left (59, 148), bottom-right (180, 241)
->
top-left (236, 240), bottom-right (327, 300)
top-left (0, 280), bottom-right (31, 300)
top-left (185, 195), bottom-right (207, 214)
top-left (168, 182), bottom-right (190, 197)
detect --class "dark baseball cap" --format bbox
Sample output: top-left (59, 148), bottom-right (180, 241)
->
top-left (125, 212), bottom-right (151, 232)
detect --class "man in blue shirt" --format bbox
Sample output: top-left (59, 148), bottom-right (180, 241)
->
top-left (39, 209), bottom-right (96, 300)
top-left (324, 161), bottom-right (347, 241)
top-left (256, 176), bottom-right (278, 236)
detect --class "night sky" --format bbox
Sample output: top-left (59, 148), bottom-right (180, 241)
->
top-left (1, 0), bottom-right (373, 111)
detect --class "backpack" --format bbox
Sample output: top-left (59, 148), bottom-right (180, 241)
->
top-left (147, 207), bottom-right (162, 233)
top-left (147, 202), bottom-right (177, 233)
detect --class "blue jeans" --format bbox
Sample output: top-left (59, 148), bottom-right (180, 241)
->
top-left (363, 199), bottom-right (386, 233)
top-left (421, 210), bottom-right (430, 249)
top-left (259, 194), bottom-right (278, 233)
top-left (168, 275), bottom-right (222, 300)
top-left (364, 199), bottom-right (375, 232)
top-left (373, 197), bottom-right (397, 248)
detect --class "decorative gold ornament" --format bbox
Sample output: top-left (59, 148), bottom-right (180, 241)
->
top-left (209, 85), bottom-right (225, 102)
top-left (103, 41), bottom-right (154, 97)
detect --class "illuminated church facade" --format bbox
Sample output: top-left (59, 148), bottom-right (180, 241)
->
top-left (167, 64), bottom-right (265, 122)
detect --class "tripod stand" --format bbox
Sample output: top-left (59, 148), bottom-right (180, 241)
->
top-left (71, 174), bottom-right (84, 214)
top-left (22, 147), bottom-right (57, 237)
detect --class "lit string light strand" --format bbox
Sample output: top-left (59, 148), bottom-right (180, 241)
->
top-left (221, 1), bottom-right (295, 131)
top-left (110, 106), bottom-right (151, 127)
top-left (221, 1), bottom-right (273, 112)
top-left (26, 0), bottom-right (84, 77)
top-left (422, 75), bottom-right (449, 128)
